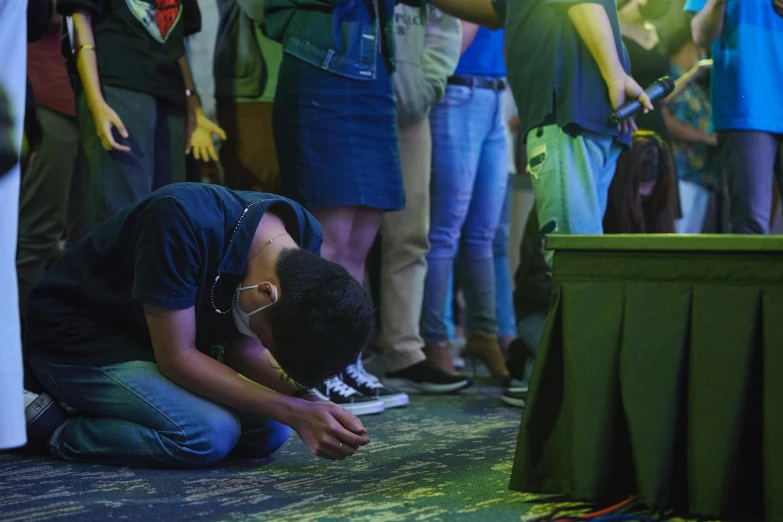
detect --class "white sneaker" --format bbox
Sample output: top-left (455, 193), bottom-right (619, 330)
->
top-left (312, 376), bottom-right (385, 416)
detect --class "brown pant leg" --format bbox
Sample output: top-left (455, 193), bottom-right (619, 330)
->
top-left (216, 101), bottom-right (280, 193)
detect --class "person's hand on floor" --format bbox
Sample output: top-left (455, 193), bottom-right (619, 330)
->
top-left (187, 107), bottom-right (227, 162)
top-left (291, 400), bottom-right (370, 461)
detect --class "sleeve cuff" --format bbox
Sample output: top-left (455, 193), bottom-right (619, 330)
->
top-left (57, 0), bottom-right (101, 16)
top-left (133, 292), bottom-right (197, 311)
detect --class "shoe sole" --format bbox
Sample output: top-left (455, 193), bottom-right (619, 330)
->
top-left (382, 378), bottom-right (472, 395)
top-left (340, 399), bottom-right (385, 416)
top-left (378, 393), bottom-right (409, 409)
top-left (500, 395), bottom-right (526, 408)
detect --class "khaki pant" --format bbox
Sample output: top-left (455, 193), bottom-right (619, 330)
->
top-left (17, 107), bottom-right (92, 321)
top-left (216, 101), bottom-right (279, 193)
top-left (379, 118), bottom-right (431, 372)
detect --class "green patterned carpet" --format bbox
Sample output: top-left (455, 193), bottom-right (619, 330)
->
top-left (0, 381), bottom-right (544, 522)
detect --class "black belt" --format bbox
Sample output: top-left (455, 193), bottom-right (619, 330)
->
top-left (448, 75), bottom-right (507, 92)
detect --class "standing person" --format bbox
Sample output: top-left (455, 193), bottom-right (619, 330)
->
top-left (427, 0), bottom-right (651, 401)
top-left (18, 9), bottom-right (93, 323)
top-left (422, 25), bottom-right (510, 380)
top-left (59, 0), bottom-right (227, 224)
top-left (371, 6), bottom-right (471, 394)
top-left (265, 0), bottom-right (427, 409)
top-left (214, 0), bottom-right (282, 193)
top-left (662, 27), bottom-right (717, 233)
top-left (430, 0), bottom-right (651, 241)
top-left (687, 0), bottom-right (783, 234)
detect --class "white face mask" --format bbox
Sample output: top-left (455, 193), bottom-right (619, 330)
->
top-left (232, 284), bottom-right (278, 338)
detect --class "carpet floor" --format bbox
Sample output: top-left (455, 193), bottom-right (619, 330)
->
top-left (0, 379), bottom-right (551, 522)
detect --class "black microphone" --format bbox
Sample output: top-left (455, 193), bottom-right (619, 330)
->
top-left (609, 76), bottom-right (675, 123)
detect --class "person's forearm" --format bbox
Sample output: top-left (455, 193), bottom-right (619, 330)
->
top-left (178, 53), bottom-right (200, 109)
top-left (431, 0), bottom-right (503, 30)
top-left (223, 339), bottom-right (301, 396)
top-left (159, 347), bottom-right (301, 425)
top-left (72, 10), bottom-right (103, 109)
top-left (662, 108), bottom-right (712, 144)
top-left (568, 4), bottom-right (625, 84)
top-left (691, 0), bottom-right (726, 47)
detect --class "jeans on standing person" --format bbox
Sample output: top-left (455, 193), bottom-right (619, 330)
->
top-left (78, 85), bottom-right (186, 224)
top-left (526, 124), bottom-right (623, 266)
top-left (422, 85), bottom-right (508, 343)
top-left (17, 107), bottom-right (92, 321)
top-left (29, 356), bottom-right (291, 468)
top-left (516, 312), bottom-right (546, 386)
top-left (494, 175), bottom-right (516, 339)
top-left (718, 131), bottom-right (783, 234)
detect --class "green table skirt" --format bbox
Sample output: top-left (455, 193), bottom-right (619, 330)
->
top-left (509, 246), bottom-right (783, 521)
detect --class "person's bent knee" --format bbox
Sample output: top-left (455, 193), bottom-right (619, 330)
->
top-left (175, 410), bottom-right (242, 468)
top-left (266, 422), bottom-right (292, 455)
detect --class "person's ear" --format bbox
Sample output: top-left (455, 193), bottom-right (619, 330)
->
top-left (258, 282), bottom-right (277, 301)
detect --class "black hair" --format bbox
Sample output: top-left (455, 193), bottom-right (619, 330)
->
top-left (603, 131), bottom-right (678, 234)
top-left (264, 248), bottom-right (374, 388)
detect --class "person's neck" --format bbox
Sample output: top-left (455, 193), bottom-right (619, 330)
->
top-left (244, 212), bottom-right (298, 284)
top-left (671, 43), bottom-right (699, 71)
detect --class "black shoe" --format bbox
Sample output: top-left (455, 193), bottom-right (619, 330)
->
top-left (507, 338), bottom-right (533, 381)
top-left (24, 392), bottom-right (67, 455)
top-left (312, 376), bottom-right (385, 416)
top-left (384, 360), bottom-right (473, 394)
top-left (501, 387), bottom-right (527, 408)
top-left (342, 356), bottom-right (409, 409)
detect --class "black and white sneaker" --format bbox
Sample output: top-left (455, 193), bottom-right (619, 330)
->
top-left (501, 387), bottom-right (527, 408)
top-left (312, 376), bottom-right (385, 416)
top-left (384, 360), bottom-right (473, 394)
top-left (342, 356), bottom-right (409, 409)
top-left (23, 391), bottom-right (67, 455)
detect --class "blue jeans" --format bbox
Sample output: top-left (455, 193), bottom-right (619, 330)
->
top-left (526, 125), bottom-right (622, 265)
top-left (29, 356), bottom-right (291, 468)
top-left (493, 176), bottom-right (516, 339)
top-left (422, 84), bottom-right (509, 342)
top-left (516, 312), bottom-right (547, 385)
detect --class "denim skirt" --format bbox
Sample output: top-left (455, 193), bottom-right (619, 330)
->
top-left (272, 54), bottom-right (405, 211)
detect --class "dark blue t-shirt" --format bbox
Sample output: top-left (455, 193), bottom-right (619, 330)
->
top-left (25, 183), bottom-right (323, 365)
top-left (454, 27), bottom-right (507, 78)
top-left (495, 0), bottom-right (632, 146)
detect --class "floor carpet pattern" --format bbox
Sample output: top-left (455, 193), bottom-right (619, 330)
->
top-left (0, 383), bottom-right (555, 522)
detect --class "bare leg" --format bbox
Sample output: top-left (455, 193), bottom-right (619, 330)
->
top-left (309, 206), bottom-right (381, 282)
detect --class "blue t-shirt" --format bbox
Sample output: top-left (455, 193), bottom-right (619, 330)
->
top-left (684, 0), bottom-right (783, 133)
top-left (24, 183), bottom-right (323, 365)
top-left (455, 27), bottom-right (507, 78)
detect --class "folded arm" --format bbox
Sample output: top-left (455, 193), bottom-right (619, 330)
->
top-left (145, 305), bottom-right (302, 425)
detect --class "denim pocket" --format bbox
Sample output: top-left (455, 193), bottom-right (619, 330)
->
top-left (526, 143), bottom-right (548, 180)
top-left (442, 85), bottom-right (473, 107)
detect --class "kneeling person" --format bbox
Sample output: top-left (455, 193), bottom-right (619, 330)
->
top-left (23, 183), bottom-right (375, 467)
